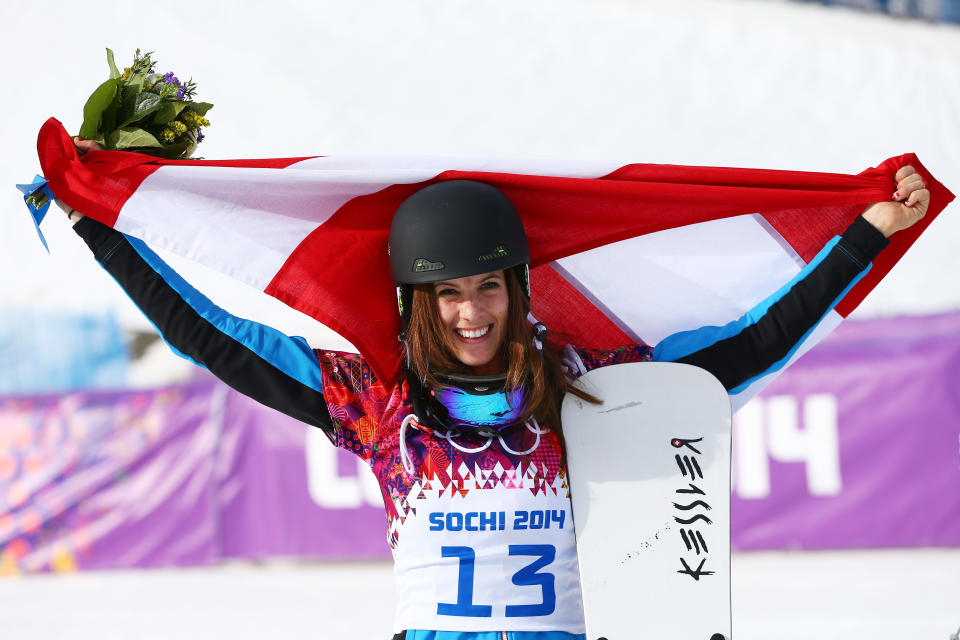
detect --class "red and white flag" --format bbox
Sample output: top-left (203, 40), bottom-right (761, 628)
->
top-left (37, 118), bottom-right (953, 407)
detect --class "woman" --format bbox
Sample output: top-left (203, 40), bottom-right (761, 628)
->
top-left (62, 138), bottom-right (928, 639)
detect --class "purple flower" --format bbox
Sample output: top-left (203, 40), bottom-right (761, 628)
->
top-left (196, 129), bottom-right (204, 142)
top-left (163, 71), bottom-right (174, 83)
top-left (177, 86), bottom-right (185, 99)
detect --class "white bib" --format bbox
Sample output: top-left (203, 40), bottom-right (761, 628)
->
top-left (390, 461), bottom-right (585, 634)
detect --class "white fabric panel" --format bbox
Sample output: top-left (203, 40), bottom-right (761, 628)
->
top-left (291, 154), bottom-right (622, 179)
top-left (117, 164), bottom-right (422, 290)
top-left (556, 217), bottom-right (844, 409)
top-left (555, 213), bottom-right (807, 346)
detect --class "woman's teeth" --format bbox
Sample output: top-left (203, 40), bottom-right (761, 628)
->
top-left (456, 326), bottom-right (490, 339)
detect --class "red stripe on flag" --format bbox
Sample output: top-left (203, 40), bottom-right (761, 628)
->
top-left (529, 264), bottom-right (633, 349)
top-left (38, 119), bottom-right (157, 227)
top-left (757, 154), bottom-right (953, 317)
top-left (265, 181), bottom-right (428, 383)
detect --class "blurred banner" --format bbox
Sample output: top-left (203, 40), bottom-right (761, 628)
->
top-left (731, 310), bottom-right (960, 549)
top-left (1, 312), bottom-right (959, 574)
top-left (0, 380), bottom-right (388, 575)
top-left (783, 0), bottom-right (960, 23)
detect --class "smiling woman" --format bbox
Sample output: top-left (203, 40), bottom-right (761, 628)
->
top-left (393, 181), bottom-right (600, 437)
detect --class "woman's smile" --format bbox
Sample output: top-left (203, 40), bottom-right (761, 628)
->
top-left (455, 324), bottom-right (492, 340)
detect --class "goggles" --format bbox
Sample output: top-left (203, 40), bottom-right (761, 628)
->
top-left (427, 372), bottom-right (527, 433)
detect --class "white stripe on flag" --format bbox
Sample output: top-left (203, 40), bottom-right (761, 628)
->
top-left (556, 213), bottom-right (807, 345)
top-left (290, 154), bottom-right (622, 179)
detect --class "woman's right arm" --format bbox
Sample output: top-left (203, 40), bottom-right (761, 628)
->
top-left (69, 212), bottom-right (334, 431)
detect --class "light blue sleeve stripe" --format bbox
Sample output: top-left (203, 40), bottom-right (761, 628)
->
top-left (653, 236), bottom-right (870, 394)
top-left (123, 235), bottom-right (326, 394)
top-left (727, 263), bottom-right (868, 396)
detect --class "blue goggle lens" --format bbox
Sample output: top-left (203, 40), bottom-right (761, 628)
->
top-left (430, 383), bottom-right (526, 430)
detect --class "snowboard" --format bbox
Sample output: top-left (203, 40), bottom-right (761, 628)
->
top-left (562, 362), bottom-right (732, 640)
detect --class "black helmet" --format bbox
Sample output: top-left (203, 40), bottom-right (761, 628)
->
top-left (389, 180), bottom-right (531, 328)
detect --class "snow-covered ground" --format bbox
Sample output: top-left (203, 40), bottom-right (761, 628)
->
top-left (0, 549), bottom-right (956, 639)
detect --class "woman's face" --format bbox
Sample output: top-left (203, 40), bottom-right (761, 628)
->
top-left (433, 270), bottom-right (509, 376)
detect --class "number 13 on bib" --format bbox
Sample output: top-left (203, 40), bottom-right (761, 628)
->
top-left (563, 362), bottom-right (732, 640)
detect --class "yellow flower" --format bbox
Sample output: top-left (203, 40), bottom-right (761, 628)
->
top-left (161, 128), bottom-right (176, 143)
top-left (181, 111), bottom-right (211, 129)
top-left (121, 67), bottom-right (131, 81)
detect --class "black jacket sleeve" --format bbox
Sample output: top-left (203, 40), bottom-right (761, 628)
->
top-left (654, 215), bottom-right (889, 393)
top-left (74, 216), bottom-right (334, 431)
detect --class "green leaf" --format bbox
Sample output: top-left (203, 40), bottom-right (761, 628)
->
top-left (160, 141), bottom-right (193, 158)
top-left (118, 104), bottom-right (164, 129)
top-left (107, 126), bottom-right (163, 150)
top-left (134, 91), bottom-right (162, 112)
top-left (115, 92), bottom-right (162, 128)
top-left (78, 78), bottom-right (119, 140)
top-left (124, 72), bottom-right (147, 94)
top-left (106, 48), bottom-right (121, 80)
top-left (101, 99), bottom-right (118, 135)
top-left (116, 73), bottom-right (148, 124)
top-left (152, 101), bottom-right (189, 125)
top-left (189, 102), bottom-right (214, 117)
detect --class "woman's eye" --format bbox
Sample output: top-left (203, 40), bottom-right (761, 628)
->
top-left (436, 288), bottom-right (457, 297)
top-left (480, 281), bottom-right (501, 290)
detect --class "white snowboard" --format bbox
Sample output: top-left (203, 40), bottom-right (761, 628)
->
top-left (562, 362), bottom-right (732, 640)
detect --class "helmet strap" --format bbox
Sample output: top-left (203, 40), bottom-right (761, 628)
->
top-left (397, 285), bottom-right (414, 333)
top-left (515, 264), bottom-right (531, 298)
top-left (527, 312), bottom-right (548, 352)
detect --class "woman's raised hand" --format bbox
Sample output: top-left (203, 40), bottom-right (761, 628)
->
top-left (74, 137), bottom-right (103, 155)
top-left (861, 165), bottom-right (930, 238)
top-left (54, 138), bottom-right (104, 223)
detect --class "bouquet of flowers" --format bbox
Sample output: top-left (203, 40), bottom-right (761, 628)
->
top-left (78, 48), bottom-right (212, 159)
top-left (16, 48), bottom-right (214, 252)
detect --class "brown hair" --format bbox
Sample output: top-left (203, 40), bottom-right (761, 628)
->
top-left (403, 268), bottom-right (601, 431)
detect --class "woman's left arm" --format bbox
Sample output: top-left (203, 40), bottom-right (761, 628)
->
top-left (653, 166), bottom-right (929, 393)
